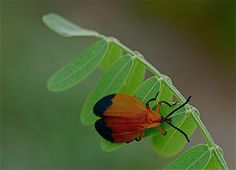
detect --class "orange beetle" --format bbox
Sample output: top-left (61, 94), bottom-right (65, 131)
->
top-left (93, 92), bottom-right (191, 143)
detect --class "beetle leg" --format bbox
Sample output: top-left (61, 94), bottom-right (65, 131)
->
top-left (156, 101), bottom-right (177, 112)
top-left (146, 92), bottom-right (159, 111)
top-left (146, 104), bottom-right (151, 111)
top-left (156, 102), bottom-right (161, 112)
top-left (157, 126), bottom-right (167, 136)
top-left (135, 130), bottom-right (145, 142)
top-left (126, 139), bottom-right (134, 143)
top-left (159, 101), bottom-right (177, 107)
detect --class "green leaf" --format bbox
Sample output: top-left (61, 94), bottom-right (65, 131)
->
top-left (158, 82), bottom-right (174, 114)
top-left (161, 104), bottom-right (187, 131)
top-left (101, 76), bottom-right (160, 152)
top-left (101, 139), bottom-right (123, 152)
top-left (42, 13), bottom-right (99, 37)
top-left (136, 56), bottom-right (161, 75)
top-left (120, 58), bottom-right (146, 94)
top-left (80, 54), bottom-right (134, 125)
top-left (204, 147), bottom-right (224, 170)
top-left (158, 88), bottom-right (188, 132)
top-left (152, 112), bottom-right (197, 157)
top-left (100, 41), bottom-right (123, 70)
top-left (165, 144), bottom-right (211, 170)
top-left (47, 39), bottom-right (109, 92)
top-left (133, 76), bottom-right (160, 104)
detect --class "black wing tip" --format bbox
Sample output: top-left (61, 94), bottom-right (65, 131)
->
top-left (95, 119), bottom-right (114, 142)
top-left (93, 94), bottom-right (116, 117)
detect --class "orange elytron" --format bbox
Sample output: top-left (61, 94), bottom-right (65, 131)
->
top-left (93, 92), bottom-right (191, 143)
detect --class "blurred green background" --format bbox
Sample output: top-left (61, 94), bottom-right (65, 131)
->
top-left (1, 0), bottom-right (235, 169)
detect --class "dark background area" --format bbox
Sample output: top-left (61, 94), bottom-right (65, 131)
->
top-left (1, 0), bottom-right (235, 169)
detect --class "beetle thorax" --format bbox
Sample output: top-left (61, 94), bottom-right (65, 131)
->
top-left (146, 111), bottom-right (161, 126)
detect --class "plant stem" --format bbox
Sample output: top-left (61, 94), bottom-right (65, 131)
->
top-left (112, 38), bottom-right (228, 170)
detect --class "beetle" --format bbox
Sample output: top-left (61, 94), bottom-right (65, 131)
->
top-left (93, 92), bottom-right (191, 143)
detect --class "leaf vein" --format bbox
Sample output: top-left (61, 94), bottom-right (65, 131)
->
top-left (185, 149), bottom-right (209, 169)
top-left (102, 58), bottom-right (131, 96)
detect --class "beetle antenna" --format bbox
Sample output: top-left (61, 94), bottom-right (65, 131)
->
top-left (164, 120), bottom-right (190, 142)
top-left (165, 96), bottom-right (191, 119)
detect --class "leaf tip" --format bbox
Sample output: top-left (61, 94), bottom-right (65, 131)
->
top-left (42, 13), bottom-right (56, 23)
top-left (47, 79), bottom-right (59, 92)
top-left (80, 111), bottom-right (95, 126)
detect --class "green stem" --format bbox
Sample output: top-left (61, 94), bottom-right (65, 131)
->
top-left (191, 110), bottom-right (215, 146)
top-left (112, 38), bottom-right (228, 170)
